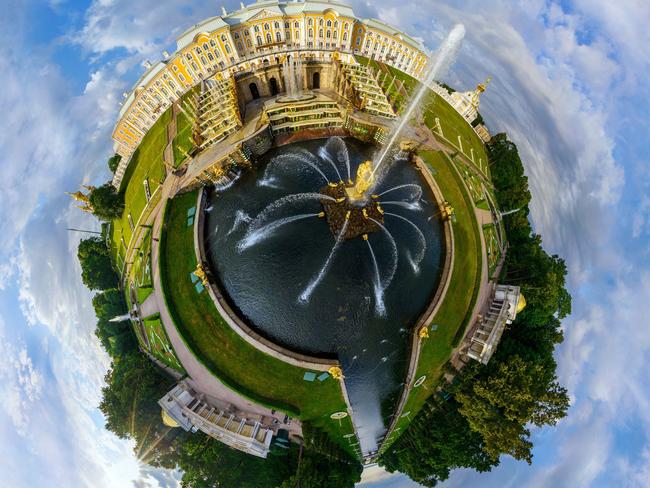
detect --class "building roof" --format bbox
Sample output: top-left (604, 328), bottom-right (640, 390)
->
top-left (359, 17), bottom-right (427, 52)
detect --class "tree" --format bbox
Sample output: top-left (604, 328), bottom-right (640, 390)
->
top-left (456, 356), bottom-right (569, 463)
top-left (380, 396), bottom-right (497, 487)
top-left (278, 449), bottom-right (362, 488)
top-left (108, 154), bottom-right (122, 173)
top-left (92, 288), bottom-right (127, 320)
top-left (78, 237), bottom-right (118, 290)
top-left (179, 434), bottom-right (298, 488)
top-left (89, 182), bottom-right (124, 221)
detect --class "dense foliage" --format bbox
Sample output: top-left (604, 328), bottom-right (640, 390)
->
top-left (379, 133), bottom-right (571, 485)
top-left (77, 237), bottom-right (119, 290)
top-left (108, 154), bottom-right (122, 173)
top-left (89, 182), bottom-right (125, 221)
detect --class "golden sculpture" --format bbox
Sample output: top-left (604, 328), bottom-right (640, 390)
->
top-left (440, 202), bottom-right (454, 221)
top-left (470, 77), bottom-right (491, 108)
top-left (328, 366), bottom-right (344, 380)
top-left (193, 263), bottom-right (210, 286)
top-left (66, 186), bottom-right (96, 213)
top-left (418, 326), bottom-right (430, 339)
top-left (345, 160), bottom-right (375, 201)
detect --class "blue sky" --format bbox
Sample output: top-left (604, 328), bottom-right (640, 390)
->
top-left (0, 1), bottom-right (648, 487)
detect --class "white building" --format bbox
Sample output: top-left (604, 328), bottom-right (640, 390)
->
top-left (466, 284), bottom-right (525, 365)
top-left (159, 381), bottom-right (275, 458)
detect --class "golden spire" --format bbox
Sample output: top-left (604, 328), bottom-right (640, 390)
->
top-left (66, 191), bottom-right (90, 204)
top-left (470, 77), bottom-right (491, 108)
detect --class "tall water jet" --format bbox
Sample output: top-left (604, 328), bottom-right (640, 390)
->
top-left (371, 24), bottom-right (466, 180)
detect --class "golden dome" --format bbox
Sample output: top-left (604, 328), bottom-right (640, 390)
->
top-left (516, 293), bottom-right (527, 314)
top-left (161, 409), bottom-right (180, 428)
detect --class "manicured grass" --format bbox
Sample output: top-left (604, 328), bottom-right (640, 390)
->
top-left (159, 191), bottom-right (358, 457)
top-left (380, 150), bottom-right (483, 451)
top-left (142, 315), bottom-right (185, 374)
top-left (110, 109), bottom-right (171, 258)
top-left (483, 224), bottom-right (500, 278)
top-left (172, 110), bottom-right (194, 168)
top-left (129, 228), bottom-right (154, 305)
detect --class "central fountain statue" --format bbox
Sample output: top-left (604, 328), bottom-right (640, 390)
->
top-left (345, 160), bottom-right (376, 202)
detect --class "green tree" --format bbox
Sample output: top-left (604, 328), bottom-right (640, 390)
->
top-left (89, 183), bottom-right (124, 221)
top-left (77, 237), bottom-right (118, 290)
top-left (278, 449), bottom-right (362, 488)
top-left (179, 434), bottom-right (298, 488)
top-left (456, 356), bottom-right (569, 463)
top-left (108, 154), bottom-right (122, 173)
top-left (92, 288), bottom-right (127, 320)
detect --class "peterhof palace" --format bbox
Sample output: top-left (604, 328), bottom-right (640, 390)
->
top-left (110, 0), bottom-right (490, 187)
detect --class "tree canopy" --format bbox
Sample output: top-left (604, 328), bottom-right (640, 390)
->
top-left (89, 182), bottom-right (124, 221)
top-left (77, 237), bottom-right (119, 290)
top-left (108, 154), bottom-right (122, 173)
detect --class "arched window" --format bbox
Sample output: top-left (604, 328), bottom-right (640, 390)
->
top-left (284, 22), bottom-right (289, 28)
top-left (213, 49), bottom-right (220, 58)
top-left (254, 25), bottom-right (260, 32)
top-left (210, 39), bottom-right (216, 47)
top-left (264, 23), bottom-right (270, 31)
top-left (257, 35), bottom-right (262, 45)
top-left (334, 21), bottom-right (338, 28)
top-left (295, 30), bottom-right (300, 39)
top-left (221, 34), bottom-right (227, 41)
top-left (225, 44), bottom-right (231, 53)
top-left (274, 21), bottom-right (279, 29)
top-left (266, 33), bottom-right (272, 43)
top-left (319, 19), bottom-right (323, 26)
top-left (319, 29), bottom-right (323, 37)
top-left (333, 31), bottom-right (338, 39)
top-left (234, 32), bottom-right (240, 39)
top-left (308, 28), bottom-right (313, 37)
top-left (237, 41), bottom-right (243, 50)
top-left (342, 32), bottom-right (346, 41)
top-left (308, 18), bottom-right (313, 26)
top-left (202, 43), bottom-right (208, 50)
top-left (246, 39), bottom-right (252, 48)
top-left (326, 31), bottom-right (331, 39)
top-left (207, 52), bottom-right (214, 61)
top-left (276, 31), bottom-right (281, 42)
top-left (327, 20), bottom-right (332, 27)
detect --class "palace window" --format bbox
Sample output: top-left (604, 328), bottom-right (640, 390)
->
top-left (276, 31), bottom-right (281, 42)
top-left (203, 43), bottom-right (209, 50)
top-left (225, 44), bottom-right (231, 53)
top-left (264, 23), bottom-right (270, 30)
top-left (319, 29), bottom-right (323, 37)
top-left (295, 30), bottom-right (300, 39)
top-left (319, 19), bottom-right (323, 26)
top-left (257, 35), bottom-right (262, 45)
top-left (334, 21), bottom-right (338, 28)
top-left (333, 31), bottom-right (338, 39)
top-left (208, 52), bottom-right (214, 61)
top-left (326, 30), bottom-right (331, 38)
top-left (221, 34), bottom-right (227, 42)
top-left (200, 56), bottom-right (207, 64)
top-left (191, 62), bottom-right (199, 71)
top-left (327, 20), bottom-right (331, 27)
top-left (266, 33), bottom-right (272, 43)
top-left (254, 25), bottom-right (260, 32)
top-left (246, 39), bottom-right (252, 47)
top-left (237, 41), bottom-right (243, 51)
top-left (342, 32), bottom-right (347, 41)
top-left (178, 73), bottom-right (185, 81)
top-left (284, 22), bottom-right (289, 28)
top-left (308, 28), bottom-right (313, 37)
top-left (210, 39), bottom-right (216, 47)
top-left (244, 30), bottom-right (249, 36)
top-left (195, 47), bottom-right (201, 54)
top-left (213, 49), bottom-right (220, 58)
top-left (308, 18), bottom-right (313, 26)
top-left (274, 21), bottom-right (279, 29)
top-left (186, 54), bottom-right (192, 61)
top-left (234, 32), bottom-right (240, 39)
top-left (294, 21), bottom-right (299, 28)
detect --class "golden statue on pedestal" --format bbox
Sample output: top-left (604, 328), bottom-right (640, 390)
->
top-left (328, 366), bottom-right (344, 380)
top-left (193, 263), bottom-right (210, 286)
top-left (418, 326), bottom-right (430, 339)
top-left (66, 185), bottom-right (96, 213)
top-left (345, 160), bottom-right (375, 201)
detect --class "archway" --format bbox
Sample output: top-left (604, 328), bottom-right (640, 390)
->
top-left (269, 77), bottom-right (279, 96)
top-left (312, 72), bottom-right (320, 89)
top-left (249, 82), bottom-right (260, 100)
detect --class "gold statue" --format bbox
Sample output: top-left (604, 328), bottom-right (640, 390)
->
top-left (328, 366), bottom-right (344, 380)
top-left (66, 186), bottom-right (96, 214)
top-left (345, 160), bottom-right (375, 201)
top-left (418, 326), bottom-right (430, 339)
top-left (193, 263), bottom-right (209, 286)
top-left (470, 77), bottom-right (491, 108)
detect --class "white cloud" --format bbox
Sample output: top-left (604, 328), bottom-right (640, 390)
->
top-left (0, 318), bottom-right (44, 435)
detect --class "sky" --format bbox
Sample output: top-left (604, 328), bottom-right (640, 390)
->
top-left (0, 0), bottom-right (648, 487)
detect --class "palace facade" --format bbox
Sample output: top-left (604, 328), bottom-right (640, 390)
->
top-left (112, 0), bottom-right (429, 177)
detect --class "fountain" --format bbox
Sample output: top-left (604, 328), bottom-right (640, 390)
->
top-left (277, 55), bottom-right (316, 103)
top-left (202, 25), bottom-right (466, 455)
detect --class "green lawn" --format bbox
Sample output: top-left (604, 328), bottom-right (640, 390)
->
top-left (110, 108), bottom-right (171, 260)
top-left (483, 224), bottom-right (501, 278)
top-left (142, 315), bottom-right (185, 374)
top-left (159, 191), bottom-right (359, 458)
top-left (172, 109), bottom-right (194, 167)
top-left (380, 150), bottom-right (483, 452)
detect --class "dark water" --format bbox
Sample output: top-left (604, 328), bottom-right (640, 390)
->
top-left (203, 138), bottom-right (443, 454)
